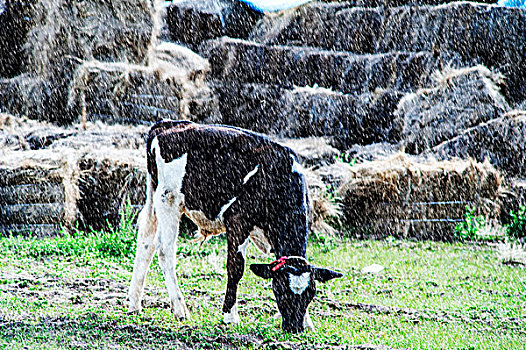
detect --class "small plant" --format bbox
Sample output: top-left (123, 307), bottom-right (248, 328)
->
top-left (334, 153), bottom-right (357, 166)
top-left (454, 206), bottom-right (487, 240)
top-left (507, 204), bottom-right (526, 242)
top-left (324, 184), bottom-right (340, 204)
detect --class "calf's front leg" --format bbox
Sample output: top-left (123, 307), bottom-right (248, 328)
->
top-left (223, 231), bottom-right (249, 324)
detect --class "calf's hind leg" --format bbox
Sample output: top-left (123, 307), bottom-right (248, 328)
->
top-left (129, 180), bottom-right (157, 312)
top-left (154, 189), bottom-right (189, 320)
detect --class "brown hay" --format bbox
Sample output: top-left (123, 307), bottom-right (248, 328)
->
top-left (0, 113), bottom-right (148, 151)
top-left (25, 0), bottom-right (156, 77)
top-left (295, 163), bottom-right (342, 236)
top-left (396, 65), bottom-right (509, 154)
top-left (2, 0), bottom-right (159, 123)
top-left (0, 146), bottom-right (146, 233)
top-left (77, 148), bottom-right (147, 229)
top-left (68, 42), bottom-right (211, 124)
top-left (277, 137), bottom-right (339, 167)
top-left (0, 74), bottom-right (52, 121)
top-left (0, 149), bottom-right (81, 231)
top-left (338, 153), bottom-right (503, 240)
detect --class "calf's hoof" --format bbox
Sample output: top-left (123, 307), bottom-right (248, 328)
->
top-left (172, 302), bottom-right (190, 320)
top-left (223, 304), bottom-right (240, 324)
top-left (128, 302), bottom-right (142, 314)
top-left (304, 311), bottom-right (316, 332)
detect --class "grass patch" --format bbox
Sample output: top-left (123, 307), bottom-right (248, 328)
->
top-left (0, 219), bottom-right (525, 349)
top-left (0, 199), bottom-right (138, 262)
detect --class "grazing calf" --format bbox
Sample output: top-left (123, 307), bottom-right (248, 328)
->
top-left (128, 120), bottom-right (342, 333)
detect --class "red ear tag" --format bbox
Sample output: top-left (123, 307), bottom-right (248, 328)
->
top-left (271, 256), bottom-right (288, 272)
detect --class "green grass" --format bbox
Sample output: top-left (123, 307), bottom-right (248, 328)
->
top-left (0, 223), bottom-right (525, 349)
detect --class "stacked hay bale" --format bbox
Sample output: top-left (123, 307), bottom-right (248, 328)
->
top-left (1, 0), bottom-right (158, 123)
top-left (395, 66), bottom-right (510, 154)
top-left (0, 113), bottom-right (148, 235)
top-left (432, 110), bottom-right (526, 178)
top-left (338, 154), bottom-right (502, 240)
top-left (77, 149), bottom-right (146, 230)
top-left (0, 150), bottom-right (80, 237)
top-left (68, 42), bottom-right (213, 125)
top-left (0, 148), bottom-right (146, 236)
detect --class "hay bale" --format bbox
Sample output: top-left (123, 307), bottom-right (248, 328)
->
top-left (49, 122), bottom-right (148, 151)
top-left (77, 148), bottom-right (146, 230)
top-left (166, 0), bottom-right (263, 50)
top-left (396, 66), bottom-right (510, 154)
top-left (0, 0), bottom-right (35, 78)
top-left (0, 183), bottom-right (64, 204)
top-left (0, 112), bottom-right (76, 150)
top-left (432, 110), bottom-right (526, 178)
top-left (200, 80), bottom-right (403, 147)
top-left (0, 74), bottom-right (54, 121)
top-left (278, 137), bottom-right (340, 168)
top-left (68, 42), bottom-right (211, 125)
top-left (1, 0), bottom-right (159, 123)
top-left (338, 154), bottom-right (502, 240)
top-left (0, 149), bottom-right (81, 235)
top-left (0, 224), bottom-right (62, 237)
top-left (0, 203), bottom-right (64, 225)
top-left (25, 0), bottom-right (156, 74)
top-left (347, 142), bottom-right (402, 163)
top-left (201, 37), bottom-right (445, 95)
top-left (251, 2), bottom-right (526, 103)
top-left (0, 113), bottom-right (149, 151)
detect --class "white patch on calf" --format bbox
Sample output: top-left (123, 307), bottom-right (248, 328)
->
top-left (152, 137), bottom-right (187, 195)
top-left (128, 174), bottom-right (157, 312)
top-left (243, 165), bottom-right (259, 184)
top-left (288, 272), bottom-right (311, 295)
top-left (303, 310), bottom-right (315, 331)
top-left (237, 237), bottom-right (250, 259)
top-left (218, 197), bottom-right (237, 220)
top-left (150, 137), bottom-right (189, 319)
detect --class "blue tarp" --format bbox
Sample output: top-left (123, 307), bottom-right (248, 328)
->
top-left (497, 0), bottom-right (526, 9)
top-left (238, 0), bottom-right (313, 12)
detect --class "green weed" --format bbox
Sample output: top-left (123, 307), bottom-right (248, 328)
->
top-left (454, 206), bottom-right (488, 241)
top-left (507, 204), bottom-right (526, 241)
top-left (334, 152), bottom-right (357, 166)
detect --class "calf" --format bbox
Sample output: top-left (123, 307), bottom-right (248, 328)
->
top-left (128, 120), bottom-right (342, 333)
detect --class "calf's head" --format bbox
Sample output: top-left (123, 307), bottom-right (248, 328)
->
top-left (250, 257), bottom-right (342, 333)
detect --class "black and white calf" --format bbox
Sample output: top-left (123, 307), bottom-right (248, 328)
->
top-left (128, 120), bottom-right (342, 333)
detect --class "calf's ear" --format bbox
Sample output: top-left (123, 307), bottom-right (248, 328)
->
top-left (313, 267), bottom-right (343, 283)
top-left (250, 264), bottom-right (273, 279)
